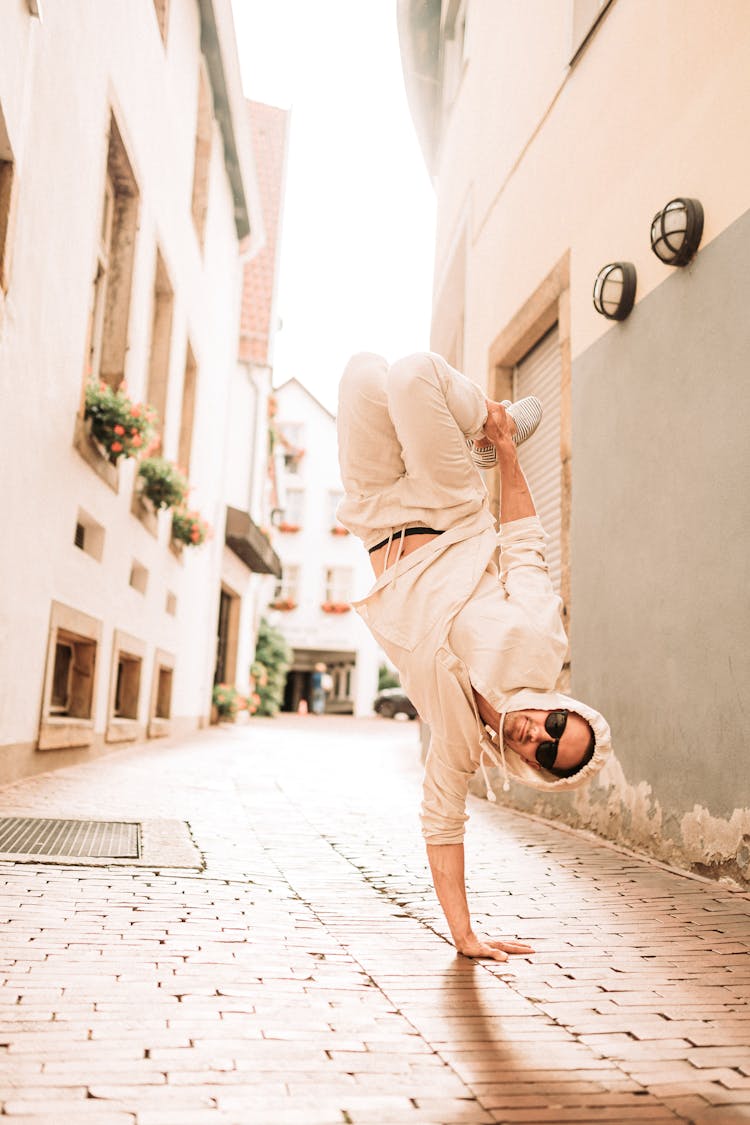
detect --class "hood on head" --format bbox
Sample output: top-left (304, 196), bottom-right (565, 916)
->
top-left (495, 688), bottom-right (612, 792)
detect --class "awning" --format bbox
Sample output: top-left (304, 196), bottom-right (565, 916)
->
top-left (225, 506), bottom-right (282, 578)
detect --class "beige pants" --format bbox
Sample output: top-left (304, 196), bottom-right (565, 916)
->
top-left (336, 352), bottom-right (490, 550)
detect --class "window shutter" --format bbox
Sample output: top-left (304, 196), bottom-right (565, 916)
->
top-left (513, 326), bottom-right (562, 593)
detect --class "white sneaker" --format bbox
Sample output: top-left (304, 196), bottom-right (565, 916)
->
top-left (468, 396), bottom-right (543, 470)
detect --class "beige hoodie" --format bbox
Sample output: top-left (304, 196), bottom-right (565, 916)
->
top-left (354, 513), bottom-right (612, 844)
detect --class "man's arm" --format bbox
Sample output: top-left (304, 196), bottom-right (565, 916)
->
top-left (482, 400), bottom-right (536, 523)
top-left (426, 842), bottom-right (534, 961)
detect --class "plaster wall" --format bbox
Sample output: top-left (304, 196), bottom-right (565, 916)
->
top-left (0, 0), bottom-right (255, 778)
top-left (270, 381), bottom-right (381, 717)
top-left (432, 0), bottom-right (750, 383)
top-left (421, 0), bottom-right (750, 882)
top-left (472, 210), bottom-right (750, 882)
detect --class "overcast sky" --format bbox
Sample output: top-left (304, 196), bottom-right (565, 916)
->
top-left (229, 0), bottom-right (436, 412)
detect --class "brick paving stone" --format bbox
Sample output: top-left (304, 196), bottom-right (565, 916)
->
top-left (0, 716), bottom-right (748, 1125)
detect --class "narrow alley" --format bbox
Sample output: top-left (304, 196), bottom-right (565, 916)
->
top-left (0, 716), bottom-right (748, 1125)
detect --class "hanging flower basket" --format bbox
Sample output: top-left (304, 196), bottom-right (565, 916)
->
top-left (171, 507), bottom-right (210, 548)
top-left (269, 597), bottom-right (297, 611)
top-left (137, 457), bottom-right (188, 511)
top-left (321, 602), bottom-right (351, 615)
top-left (84, 380), bottom-right (156, 463)
top-left (330, 526), bottom-right (349, 536)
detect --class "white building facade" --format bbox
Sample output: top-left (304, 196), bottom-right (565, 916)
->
top-left (268, 379), bottom-right (380, 717)
top-left (0, 0), bottom-right (280, 784)
top-left (397, 0), bottom-right (750, 882)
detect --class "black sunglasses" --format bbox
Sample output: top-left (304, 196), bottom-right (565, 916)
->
top-left (535, 709), bottom-right (569, 771)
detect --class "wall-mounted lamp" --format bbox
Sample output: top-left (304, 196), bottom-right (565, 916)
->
top-left (650, 197), bottom-right (704, 266)
top-left (592, 262), bottom-right (637, 321)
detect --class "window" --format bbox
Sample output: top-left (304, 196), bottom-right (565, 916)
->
top-left (39, 603), bottom-right (102, 750)
top-left (165, 590), bottom-right (177, 616)
top-left (278, 421), bottom-right (304, 447)
top-left (277, 421), bottom-right (305, 474)
top-left (155, 666), bottom-right (173, 719)
top-left (145, 250), bottom-right (174, 443)
top-left (153, 0), bottom-right (169, 45)
top-left (50, 641), bottom-right (73, 713)
top-left (178, 342), bottom-right (197, 474)
top-left (282, 488), bottom-right (305, 529)
top-left (513, 327), bottom-right (563, 594)
top-left (86, 114), bottom-right (140, 389)
top-left (0, 102), bottom-right (17, 295)
top-left (324, 566), bottom-right (352, 604)
top-left (49, 633), bottom-right (96, 718)
top-left (273, 564), bottom-right (300, 604)
top-left (191, 62), bottom-right (213, 248)
top-left (73, 509), bottom-right (105, 561)
top-left (107, 630), bottom-right (146, 742)
top-left (114, 654), bottom-right (141, 719)
top-left (149, 650), bottom-right (175, 738)
top-left (129, 560), bottom-right (148, 595)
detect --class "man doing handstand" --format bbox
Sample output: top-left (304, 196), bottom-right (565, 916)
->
top-left (336, 351), bottom-right (612, 962)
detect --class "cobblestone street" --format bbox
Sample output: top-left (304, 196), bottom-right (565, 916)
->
top-left (0, 716), bottom-right (748, 1125)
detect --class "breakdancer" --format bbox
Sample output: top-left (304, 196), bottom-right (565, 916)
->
top-left (336, 352), bottom-right (612, 961)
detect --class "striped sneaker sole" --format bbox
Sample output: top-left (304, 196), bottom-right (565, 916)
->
top-left (467, 396), bottom-right (543, 469)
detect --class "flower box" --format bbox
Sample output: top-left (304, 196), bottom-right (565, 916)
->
top-left (330, 526), bottom-right (349, 536)
top-left (321, 602), bottom-right (351, 615)
top-left (269, 598), bottom-right (297, 612)
top-left (83, 380), bottom-right (155, 464)
top-left (278, 522), bottom-right (301, 534)
top-left (171, 507), bottom-right (210, 548)
top-left (137, 457), bottom-right (188, 511)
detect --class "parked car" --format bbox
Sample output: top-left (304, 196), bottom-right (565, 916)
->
top-left (373, 688), bottom-right (418, 720)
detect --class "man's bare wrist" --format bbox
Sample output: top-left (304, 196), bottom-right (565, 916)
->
top-left (452, 925), bottom-right (475, 947)
top-left (494, 437), bottom-right (518, 461)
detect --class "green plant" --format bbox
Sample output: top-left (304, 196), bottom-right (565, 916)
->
top-left (252, 618), bottom-right (291, 717)
top-left (171, 507), bottom-right (210, 547)
top-left (378, 662), bottom-right (400, 691)
top-left (84, 380), bottom-right (155, 463)
top-left (212, 683), bottom-right (240, 721)
top-left (137, 457), bottom-right (188, 510)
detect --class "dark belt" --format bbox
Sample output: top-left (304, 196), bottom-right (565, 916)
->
top-left (368, 527), bottom-right (444, 555)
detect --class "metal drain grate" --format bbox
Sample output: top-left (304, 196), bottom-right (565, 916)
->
top-left (0, 818), bottom-right (141, 858)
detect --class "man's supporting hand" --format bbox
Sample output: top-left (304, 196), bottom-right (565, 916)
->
top-left (426, 842), bottom-right (535, 961)
top-left (457, 933), bottom-right (536, 962)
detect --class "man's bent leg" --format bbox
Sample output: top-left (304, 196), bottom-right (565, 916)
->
top-left (337, 352), bottom-right (414, 548)
top-left (386, 352), bottom-right (488, 514)
top-left (337, 353), bottom-right (406, 498)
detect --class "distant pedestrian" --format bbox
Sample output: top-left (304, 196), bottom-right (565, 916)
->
top-left (337, 352), bottom-right (612, 961)
top-left (310, 662), bottom-right (331, 715)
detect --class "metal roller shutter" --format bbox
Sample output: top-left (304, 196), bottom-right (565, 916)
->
top-left (513, 326), bottom-right (563, 592)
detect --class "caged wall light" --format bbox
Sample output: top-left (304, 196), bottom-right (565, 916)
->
top-left (592, 261), bottom-right (637, 321)
top-left (650, 197), bottom-right (704, 266)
